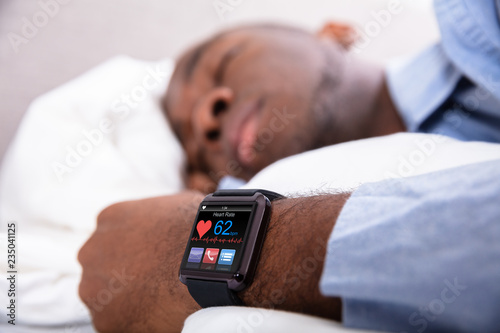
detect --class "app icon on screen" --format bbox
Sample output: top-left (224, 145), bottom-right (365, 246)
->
top-left (218, 249), bottom-right (236, 265)
top-left (187, 247), bottom-right (204, 263)
top-left (203, 248), bottom-right (220, 264)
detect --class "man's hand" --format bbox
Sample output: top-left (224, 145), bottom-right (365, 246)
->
top-left (78, 191), bottom-right (204, 332)
top-left (79, 191), bottom-right (349, 332)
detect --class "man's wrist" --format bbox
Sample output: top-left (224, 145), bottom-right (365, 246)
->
top-left (239, 193), bottom-right (351, 320)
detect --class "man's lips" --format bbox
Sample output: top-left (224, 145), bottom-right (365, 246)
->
top-left (227, 98), bottom-right (264, 168)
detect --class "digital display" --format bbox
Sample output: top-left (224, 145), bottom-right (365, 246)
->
top-left (181, 204), bottom-right (254, 273)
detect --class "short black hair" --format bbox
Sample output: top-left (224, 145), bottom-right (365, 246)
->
top-left (181, 23), bottom-right (309, 81)
top-left (183, 40), bottom-right (211, 80)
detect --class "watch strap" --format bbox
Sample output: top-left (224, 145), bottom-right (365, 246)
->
top-left (212, 189), bottom-right (284, 201)
top-left (186, 279), bottom-right (244, 308)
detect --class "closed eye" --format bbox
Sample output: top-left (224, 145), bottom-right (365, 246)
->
top-left (214, 43), bottom-right (248, 85)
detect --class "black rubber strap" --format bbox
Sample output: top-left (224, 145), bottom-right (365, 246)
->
top-left (213, 189), bottom-right (284, 201)
top-left (186, 279), bottom-right (244, 308)
top-left (187, 189), bottom-right (283, 308)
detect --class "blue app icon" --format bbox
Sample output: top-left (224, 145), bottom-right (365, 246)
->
top-left (188, 247), bottom-right (204, 263)
top-left (218, 249), bottom-right (236, 265)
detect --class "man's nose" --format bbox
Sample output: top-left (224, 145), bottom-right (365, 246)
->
top-left (192, 87), bottom-right (233, 148)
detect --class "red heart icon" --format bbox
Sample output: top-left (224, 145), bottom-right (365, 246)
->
top-left (196, 220), bottom-right (212, 238)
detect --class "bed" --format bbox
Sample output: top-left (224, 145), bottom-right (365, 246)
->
top-left (1, 56), bottom-right (499, 332)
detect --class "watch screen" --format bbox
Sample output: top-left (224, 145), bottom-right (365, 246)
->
top-left (181, 204), bottom-right (254, 273)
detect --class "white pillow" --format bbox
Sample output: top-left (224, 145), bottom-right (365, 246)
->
top-left (244, 133), bottom-right (500, 194)
top-left (0, 56), bottom-right (184, 330)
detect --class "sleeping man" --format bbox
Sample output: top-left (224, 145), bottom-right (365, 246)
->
top-left (78, 0), bottom-right (500, 332)
top-left (163, 11), bottom-right (500, 192)
top-left (162, 22), bottom-right (405, 192)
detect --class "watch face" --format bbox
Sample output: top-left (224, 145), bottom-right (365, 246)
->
top-left (181, 204), bottom-right (254, 274)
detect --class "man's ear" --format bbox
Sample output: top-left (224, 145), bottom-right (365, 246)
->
top-left (317, 22), bottom-right (357, 50)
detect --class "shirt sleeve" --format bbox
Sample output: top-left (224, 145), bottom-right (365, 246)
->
top-left (434, 0), bottom-right (500, 102)
top-left (319, 159), bottom-right (500, 333)
top-left (386, 0), bottom-right (500, 141)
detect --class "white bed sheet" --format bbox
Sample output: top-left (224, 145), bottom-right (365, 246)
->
top-left (242, 133), bottom-right (500, 195)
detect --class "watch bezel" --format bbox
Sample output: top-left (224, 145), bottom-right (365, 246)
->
top-left (179, 192), bottom-right (271, 291)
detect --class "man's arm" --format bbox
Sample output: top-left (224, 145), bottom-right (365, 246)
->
top-left (78, 159), bottom-right (500, 332)
top-left (240, 193), bottom-right (349, 319)
top-left (78, 192), bottom-right (349, 332)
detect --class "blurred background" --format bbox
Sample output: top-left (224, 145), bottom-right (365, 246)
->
top-left (0, 0), bottom-right (439, 163)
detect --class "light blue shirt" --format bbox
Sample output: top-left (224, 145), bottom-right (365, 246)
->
top-left (321, 1), bottom-right (500, 331)
top-left (320, 159), bottom-right (500, 332)
top-left (386, 0), bottom-right (500, 143)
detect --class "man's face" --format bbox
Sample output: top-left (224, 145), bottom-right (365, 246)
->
top-left (164, 26), bottom-right (342, 187)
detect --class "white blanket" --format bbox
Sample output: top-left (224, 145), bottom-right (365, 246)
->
top-left (2, 56), bottom-right (500, 332)
top-left (242, 133), bottom-right (500, 194)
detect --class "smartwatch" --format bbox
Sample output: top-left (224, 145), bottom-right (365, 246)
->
top-left (179, 189), bottom-right (283, 308)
